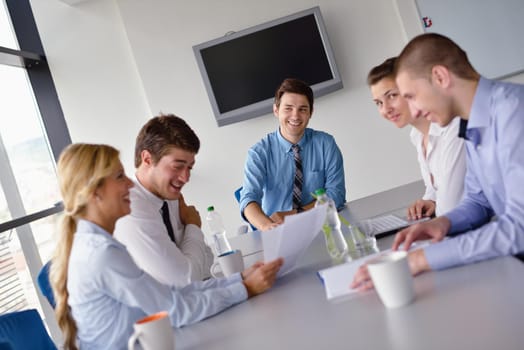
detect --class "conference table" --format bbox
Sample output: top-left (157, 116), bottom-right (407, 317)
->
top-left (174, 181), bottom-right (524, 350)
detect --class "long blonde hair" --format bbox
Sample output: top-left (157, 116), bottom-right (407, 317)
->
top-left (50, 143), bottom-right (120, 350)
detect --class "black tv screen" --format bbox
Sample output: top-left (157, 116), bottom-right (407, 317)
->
top-left (193, 7), bottom-right (343, 127)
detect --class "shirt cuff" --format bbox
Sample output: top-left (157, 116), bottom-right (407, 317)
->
top-left (228, 272), bottom-right (243, 284)
top-left (240, 200), bottom-right (259, 222)
top-left (424, 238), bottom-right (462, 270)
top-left (185, 223), bottom-right (201, 232)
top-left (226, 279), bottom-right (249, 303)
top-left (444, 211), bottom-right (467, 234)
top-left (422, 194), bottom-right (436, 201)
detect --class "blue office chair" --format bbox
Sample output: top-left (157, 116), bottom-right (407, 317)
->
top-left (234, 187), bottom-right (242, 203)
top-left (37, 261), bottom-right (56, 309)
top-left (0, 309), bottom-right (57, 350)
top-left (0, 341), bottom-right (13, 350)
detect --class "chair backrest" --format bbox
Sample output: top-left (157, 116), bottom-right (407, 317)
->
top-left (234, 187), bottom-right (242, 203)
top-left (37, 261), bottom-right (56, 309)
top-left (0, 341), bottom-right (13, 350)
top-left (0, 309), bottom-right (57, 350)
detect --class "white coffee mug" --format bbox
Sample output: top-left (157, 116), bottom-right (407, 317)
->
top-left (367, 251), bottom-right (415, 308)
top-left (128, 311), bottom-right (174, 350)
top-left (211, 249), bottom-right (244, 278)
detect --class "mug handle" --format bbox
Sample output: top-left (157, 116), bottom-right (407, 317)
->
top-left (210, 261), bottom-right (221, 278)
top-left (127, 330), bottom-right (142, 350)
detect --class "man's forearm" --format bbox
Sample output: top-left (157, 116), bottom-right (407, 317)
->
top-left (244, 202), bottom-right (273, 231)
top-left (301, 200), bottom-right (315, 211)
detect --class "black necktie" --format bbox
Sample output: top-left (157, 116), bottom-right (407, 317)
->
top-left (458, 118), bottom-right (469, 140)
top-left (292, 144), bottom-right (303, 209)
top-left (160, 201), bottom-right (176, 244)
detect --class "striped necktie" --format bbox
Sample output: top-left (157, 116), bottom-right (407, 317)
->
top-left (292, 144), bottom-right (303, 209)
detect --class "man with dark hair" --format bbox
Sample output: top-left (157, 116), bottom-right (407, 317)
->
top-left (115, 114), bottom-right (213, 287)
top-left (352, 33), bottom-right (524, 291)
top-left (240, 78), bottom-right (346, 231)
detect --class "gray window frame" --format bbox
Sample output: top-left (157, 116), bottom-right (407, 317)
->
top-left (0, 0), bottom-right (71, 343)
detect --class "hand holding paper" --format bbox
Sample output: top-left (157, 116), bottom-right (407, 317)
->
top-left (318, 240), bottom-right (430, 300)
top-left (262, 204), bottom-right (328, 276)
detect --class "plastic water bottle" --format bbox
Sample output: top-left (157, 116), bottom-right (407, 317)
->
top-left (206, 206), bottom-right (233, 256)
top-left (314, 188), bottom-right (349, 261)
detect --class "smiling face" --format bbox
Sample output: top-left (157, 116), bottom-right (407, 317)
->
top-left (139, 147), bottom-right (195, 200)
top-left (396, 70), bottom-right (455, 127)
top-left (370, 77), bottom-right (417, 128)
top-left (95, 161), bottom-right (134, 222)
top-left (274, 92), bottom-right (312, 144)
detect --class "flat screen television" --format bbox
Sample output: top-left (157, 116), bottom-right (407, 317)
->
top-left (193, 6), bottom-right (343, 127)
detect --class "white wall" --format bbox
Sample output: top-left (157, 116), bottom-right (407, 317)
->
top-left (113, 0), bottom-right (422, 233)
top-left (395, 0), bottom-right (524, 85)
top-left (30, 0), bottom-right (151, 175)
top-left (30, 0), bottom-right (524, 235)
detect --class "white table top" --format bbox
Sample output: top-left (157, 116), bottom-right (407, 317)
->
top-left (175, 181), bottom-right (524, 350)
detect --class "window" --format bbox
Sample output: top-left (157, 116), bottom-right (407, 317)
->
top-left (0, 0), bottom-right (16, 49)
top-left (0, 0), bottom-right (71, 343)
top-left (0, 62), bottom-right (61, 313)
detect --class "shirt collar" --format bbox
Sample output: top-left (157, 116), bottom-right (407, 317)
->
top-left (77, 219), bottom-right (127, 249)
top-left (409, 122), bottom-right (443, 142)
top-left (468, 76), bottom-right (492, 129)
top-left (77, 219), bottom-right (108, 235)
top-left (458, 76), bottom-right (490, 146)
top-left (428, 122), bottom-right (445, 137)
top-left (276, 127), bottom-right (311, 153)
top-left (133, 174), bottom-right (165, 209)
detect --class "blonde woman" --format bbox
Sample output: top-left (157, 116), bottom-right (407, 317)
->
top-left (50, 143), bottom-right (283, 350)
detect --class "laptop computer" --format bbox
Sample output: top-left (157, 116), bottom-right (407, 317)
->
top-left (340, 205), bottom-right (431, 239)
top-left (362, 213), bottom-right (431, 238)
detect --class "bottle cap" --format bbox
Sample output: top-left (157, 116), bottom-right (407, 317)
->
top-left (314, 188), bottom-right (326, 196)
top-left (207, 206), bottom-right (215, 212)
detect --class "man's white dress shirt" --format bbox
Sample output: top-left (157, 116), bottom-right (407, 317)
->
top-left (115, 177), bottom-right (214, 287)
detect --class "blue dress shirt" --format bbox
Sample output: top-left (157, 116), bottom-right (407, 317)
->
top-left (68, 220), bottom-right (247, 350)
top-left (240, 128), bottom-right (346, 218)
top-left (424, 77), bottom-right (524, 270)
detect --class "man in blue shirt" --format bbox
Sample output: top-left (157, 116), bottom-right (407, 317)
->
top-left (240, 78), bottom-right (346, 231)
top-left (352, 33), bottom-right (524, 290)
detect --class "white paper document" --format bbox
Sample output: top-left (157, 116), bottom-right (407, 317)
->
top-left (262, 204), bottom-right (328, 276)
top-left (317, 241), bottom-right (431, 300)
top-left (317, 253), bottom-right (382, 300)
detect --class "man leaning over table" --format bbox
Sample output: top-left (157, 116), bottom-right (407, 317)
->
top-left (352, 33), bottom-right (524, 290)
top-left (115, 114), bottom-right (214, 288)
top-left (239, 78), bottom-right (346, 231)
